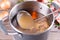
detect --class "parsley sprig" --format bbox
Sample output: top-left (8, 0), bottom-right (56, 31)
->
top-left (47, 0), bottom-right (53, 8)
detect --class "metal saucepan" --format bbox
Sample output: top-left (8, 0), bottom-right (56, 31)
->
top-left (0, 1), bottom-right (60, 40)
top-left (9, 1), bottom-right (54, 40)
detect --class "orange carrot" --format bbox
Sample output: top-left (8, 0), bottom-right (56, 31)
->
top-left (31, 11), bottom-right (37, 19)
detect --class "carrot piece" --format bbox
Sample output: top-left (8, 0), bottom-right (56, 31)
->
top-left (31, 11), bottom-right (37, 19)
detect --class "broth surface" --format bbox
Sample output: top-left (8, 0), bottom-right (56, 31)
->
top-left (11, 12), bottom-right (49, 34)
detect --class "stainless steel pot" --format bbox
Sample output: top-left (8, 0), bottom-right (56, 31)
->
top-left (0, 1), bottom-right (60, 40)
top-left (9, 1), bottom-right (54, 40)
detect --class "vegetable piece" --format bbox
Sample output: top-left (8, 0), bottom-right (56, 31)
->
top-left (0, 0), bottom-right (11, 10)
top-left (47, 4), bottom-right (50, 8)
top-left (31, 11), bottom-right (37, 20)
top-left (0, 11), bottom-right (8, 20)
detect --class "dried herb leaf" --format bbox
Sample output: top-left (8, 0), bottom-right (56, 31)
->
top-left (48, 0), bottom-right (53, 3)
top-left (47, 4), bottom-right (50, 8)
top-left (17, 0), bottom-right (24, 3)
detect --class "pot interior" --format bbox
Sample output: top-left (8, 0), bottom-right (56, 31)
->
top-left (9, 1), bottom-right (54, 35)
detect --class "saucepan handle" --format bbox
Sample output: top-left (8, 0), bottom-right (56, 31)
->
top-left (51, 2), bottom-right (60, 10)
top-left (0, 20), bottom-right (23, 40)
top-left (0, 20), bottom-right (22, 35)
top-left (0, 20), bottom-right (8, 35)
top-left (0, 20), bottom-right (18, 35)
top-left (52, 8), bottom-right (60, 18)
top-left (51, 2), bottom-right (60, 18)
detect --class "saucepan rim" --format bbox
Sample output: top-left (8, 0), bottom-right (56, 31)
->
top-left (9, 1), bottom-right (55, 35)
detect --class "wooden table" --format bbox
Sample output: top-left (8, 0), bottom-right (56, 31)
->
top-left (0, 30), bottom-right (60, 40)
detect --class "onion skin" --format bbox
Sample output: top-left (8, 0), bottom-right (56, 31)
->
top-left (0, 11), bottom-right (8, 20)
top-left (0, 0), bottom-right (11, 10)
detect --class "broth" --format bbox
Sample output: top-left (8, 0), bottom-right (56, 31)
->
top-left (11, 12), bottom-right (49, 34)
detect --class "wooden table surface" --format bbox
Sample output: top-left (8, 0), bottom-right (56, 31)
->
top-left (0, 30), bottom-right (60, 40)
